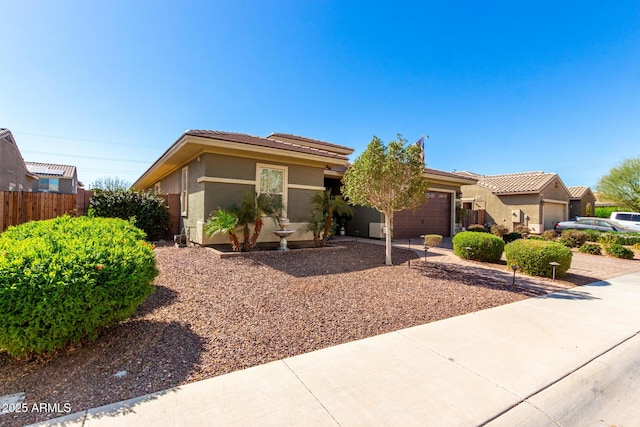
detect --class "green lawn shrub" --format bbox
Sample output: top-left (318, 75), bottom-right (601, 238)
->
top-left (541, 230), bottom-right (557, 241)
top-left (502, 232), bottom-right (522, 243)
top-left (89, 189), bottom-right (169, 241)
top-left (528, 235), bottom-right (544, 241)
top-left (559, 230), bottom-right (588, 248)
top-left (0, 216), bottom-right (157, 357)
top-left (579, 243), bottom-right (602, 255)
top-left (582, 229), bottom-right (601, 242)
top-left (466, 224), bottom-right (488, 233)
top-left (452, 231), bottom-right (504, 263)
top-left (599, 233), bottom-right (640, 246)
top-left (504, 239), bottom-right (572, 278)
top-left (604, 244), bottom-right (634, 259)
top-left (423, 234), bottom-right (443, 247)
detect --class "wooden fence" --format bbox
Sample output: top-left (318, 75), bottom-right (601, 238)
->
top-left (0, 190), bottom-right (181, 239)
top-left (0, 191), bottom-right (78, 232)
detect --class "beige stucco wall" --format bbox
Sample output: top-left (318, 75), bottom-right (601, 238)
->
top-left (461, 178), bottom-right (570, 233)
top-left (0, 141), bottom-right (34, 191)
top-left (158, 153), bottom-right (324, 245)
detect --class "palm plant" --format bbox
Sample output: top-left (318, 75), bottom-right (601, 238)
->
top-left (205, 193), bottom-right (282, 252)
top-left (307, 190), bottom-right (353, 247)
top-left (204, 208), bottom-right (240, 251)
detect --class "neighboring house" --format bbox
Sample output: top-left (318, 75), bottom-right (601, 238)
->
top-left (459, 171), bottom-right (571, 234)
top-left (344, 169), bottom-right (478, 239)
top-left (567, 186), bottom-right (596, 218)
top-left (0, 128), bottom-right (37, 191)
top-left (25, 162), bottom-right (79, 194)
top-left (132, 130), bottom-right (353, 245)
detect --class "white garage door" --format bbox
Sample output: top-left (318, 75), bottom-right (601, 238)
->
top-left (544, 202), bottom-right (566, 231)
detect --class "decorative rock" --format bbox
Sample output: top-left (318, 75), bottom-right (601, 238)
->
top-left (114, 370), bottom-right (128, 378)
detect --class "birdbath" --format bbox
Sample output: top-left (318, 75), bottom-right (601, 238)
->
top-left (273, 218), bottom-right (295, 251)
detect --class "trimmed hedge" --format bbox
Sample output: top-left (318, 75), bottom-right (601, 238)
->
top-left (423, 234), bottom-right (443, 247)
top-left (504, 239), bottom-right (572, 278)
top-left (559, 230), bottom-right (588, 248)
top-left (598, 233), bottom-right (640, 246)
top-left (466, 224), bottom-right (488, 233)
top-left (604, 244), bottom-right (634, 259)
top-left (89, 189), bottom-right (169, 241)
top-left (0, 216), bottom-right (157, 357)
top-left (579, 243), bottom-right (602, 255)
top-left (452, 231), bottom-right (505, 263)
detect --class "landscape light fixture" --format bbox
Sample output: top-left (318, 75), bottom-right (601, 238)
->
top-left (511, 264), bottom-right (519, 285)
top-left (549, 262), bottom-right (560, 280)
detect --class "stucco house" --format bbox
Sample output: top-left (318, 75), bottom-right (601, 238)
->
top-left (132, 130), bottom-right (353, 245)
top-left (459, 171), bottom-right (571, 234)
top-left (567, 186), bottom-right (596, 218)
top-left (133, 130), bottom-right (477, 245)
top-left (0, 128), bottom-right (37, 191)
top-left (25, 162), bottom-right (80, 194)
top-left (345, 169), bottom-right (478, 239)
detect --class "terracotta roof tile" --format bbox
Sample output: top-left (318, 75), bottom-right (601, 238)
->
top-left (476, 171), bottom-right (556, 194)
top-left (185, 130), bottom-right (348, 161)
top-left (267, 132), bottom-right (354, 153)
top-left (568, 186), bottom-right (591, 198)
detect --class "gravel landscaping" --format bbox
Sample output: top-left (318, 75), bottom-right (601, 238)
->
top-left (0, 241), bottom-right (623, 426)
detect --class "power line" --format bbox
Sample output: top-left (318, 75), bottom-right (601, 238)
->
top-left (21, 150), bottom-right (153, 164)
top-left (14, 131), bottom-right (160, 149)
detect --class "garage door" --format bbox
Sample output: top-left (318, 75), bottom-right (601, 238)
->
top-left (543, 202), bottom-right (566, 231)
top-left (394, 192), bottom-right (451, 238)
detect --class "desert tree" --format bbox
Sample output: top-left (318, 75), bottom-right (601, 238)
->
top-left (596, 157), bottom-right (640, 212)
top-left (341, 134), bottom-right (429, 265)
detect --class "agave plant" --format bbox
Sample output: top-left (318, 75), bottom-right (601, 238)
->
top-left (307, 189), bottom-right (353, 247)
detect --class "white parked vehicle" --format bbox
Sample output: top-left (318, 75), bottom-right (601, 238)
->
top-left (609, 212), bottom-right (640, 231)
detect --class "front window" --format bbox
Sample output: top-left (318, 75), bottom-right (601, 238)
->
top-left (257, 164), bottom-right (287, 214)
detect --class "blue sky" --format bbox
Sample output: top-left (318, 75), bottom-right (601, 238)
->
top-left (1, 1), bottom-right (639, 188)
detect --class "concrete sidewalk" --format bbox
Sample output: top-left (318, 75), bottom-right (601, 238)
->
top-left (32, 270), bottom-right (640, 426)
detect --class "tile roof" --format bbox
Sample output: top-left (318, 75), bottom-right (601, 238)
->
top-left (185, 130), bottom-right (349, 161)
top-left (568, 186), bottom-right (591, 199)
top-left (476, 171), bottom-right (557, 194)
top-left (25, 162), bottom-right (77, 179)
top-left (267, 132), bottom-right (354, 154)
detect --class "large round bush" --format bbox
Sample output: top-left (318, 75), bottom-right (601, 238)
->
top-left (0, 216), bottom-right (157, 357)
top-left (89, 189), bottom-right (169, 241)
top-left (452, 231), bottom-right (505, 262)
top-left (505, 239), bottom-right (572, 278)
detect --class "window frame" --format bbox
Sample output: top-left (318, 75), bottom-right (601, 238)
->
top-left (181, 166), bottom-right (188, 217)
top-left (256, 163), bottom-right (288, 216)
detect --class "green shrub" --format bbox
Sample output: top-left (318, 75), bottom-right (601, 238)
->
top-left (604, 244), bottom-right (634, 259)
top-left (635, 243), bottom-right (640, 251)
top-left (579, 243), bottom-right (602, 255)
top-left (89, 189), bottom-right (169, 241)
top-left (528, 235), bottom-right (544, 241)
top-left (505, 239), bottom-right (572, 278)
top-left (490, 224), bottom-right (508, 236)
top-left (582, 229), bottom-right (601, 242)
top-left (452, 231), bottom-right (505, 263)
top-left (502, 232), bottom-right (522, 243)
top-left (0, 216), bottom-right (157, 357)
top-left (598, 233), bottom-right (640, 246)
top-left (541, 230), bottom-right (557, 241)
top-left (423, 234), bottom-right (443, 247)
top-left (466, 224), bottom-right (488, 233)
top-left (560, 230), bottom-right (588, 248)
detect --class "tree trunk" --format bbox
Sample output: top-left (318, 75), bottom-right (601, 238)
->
top-left (384, 211), bottom-right (393, 265)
